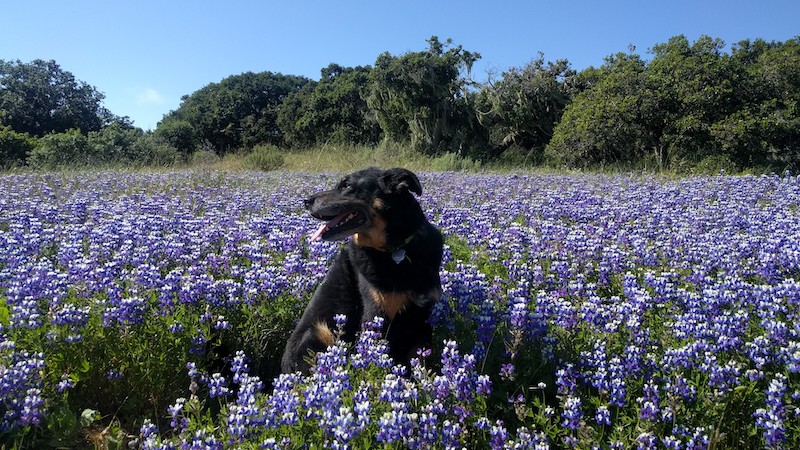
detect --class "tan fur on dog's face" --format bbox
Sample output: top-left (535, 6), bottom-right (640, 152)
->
top-left (353, 210), bottom-right (387, 250)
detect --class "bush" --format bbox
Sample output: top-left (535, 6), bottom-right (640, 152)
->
top-left (693, 154), bottom-right (739, 175)
top-left (428, 152), bottom-right (482, 172)
top-left (27, 129), bottom-right (89, 169)
top-left (130, 134), bottom-right (184, 167)
top-left (190, 149), bottom-right (220, 167)
top-left (0, 126), bottom-right (37, 167)
top-left (243, 144), bottom-right (285, 171)
top-left (673, 154), bottom-right (739, 175)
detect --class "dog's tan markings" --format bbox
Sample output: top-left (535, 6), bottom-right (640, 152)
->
top-left (314, 321), bottom-right (335, 347)
top-left (370, 287), bottom-right (411, 319)
top-left (353, 212), bottom-right (387, 249)
top-left (373, 197), bottom-right (384, 210)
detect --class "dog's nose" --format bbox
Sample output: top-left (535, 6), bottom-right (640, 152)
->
top-left (303, 196), bottom-right (316, 210)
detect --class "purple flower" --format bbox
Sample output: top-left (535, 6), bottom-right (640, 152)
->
top-left (207, 373), bottom-right (229, 398)
top-left (561, 395), bottom-right (582, 429)
top-left (57, 374), bottom-right (75, 393)
top-left (754, 374), bottom-right (787, 447)
top-left (595, 405), bottom-right (611, 426)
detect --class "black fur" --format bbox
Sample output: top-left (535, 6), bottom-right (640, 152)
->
top-left (281, 167), bottom-right (443, 374)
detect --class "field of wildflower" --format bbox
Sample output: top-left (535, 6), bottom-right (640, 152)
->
top-left (1, 169), bottom-right (798, 449)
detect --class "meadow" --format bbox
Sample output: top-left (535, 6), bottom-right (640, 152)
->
top-left (0, 169), bottom-right (798, 449)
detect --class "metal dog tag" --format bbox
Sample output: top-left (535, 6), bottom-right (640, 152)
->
top-left (391, 249), bottom-right (406, 264)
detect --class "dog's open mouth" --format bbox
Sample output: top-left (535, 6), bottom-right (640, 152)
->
top-left (310, 209), bottom-right (370, 241)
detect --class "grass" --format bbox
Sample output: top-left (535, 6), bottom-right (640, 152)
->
top-left (2, 142), bottom-right (791, 178)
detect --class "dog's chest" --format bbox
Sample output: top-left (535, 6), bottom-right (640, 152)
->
top-left (356, 273), bottom-right (436, 319)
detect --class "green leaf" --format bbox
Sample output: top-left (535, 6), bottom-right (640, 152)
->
top-left (77, 358), bottom-right (91, 374)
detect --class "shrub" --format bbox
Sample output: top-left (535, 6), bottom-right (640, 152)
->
top-left (0, 126), bottom-right (37, 167)
top-left (244, 144), bottom-right (285, 171)
top-left (130, 134), bottom-right (184, 166)
top-left (428, 152), bottom-right (482, 172)
top-left (693, 154), bottom-right (739, 174)
top-left (190, 149), bottom-right (220, 167)
top-left (27, 129), bottom-right (89, 169)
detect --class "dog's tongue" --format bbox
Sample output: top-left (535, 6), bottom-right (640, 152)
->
top-left (309, 212), bottom-right (350, 241)
top-left (310, 223), bottom-right (329, 241)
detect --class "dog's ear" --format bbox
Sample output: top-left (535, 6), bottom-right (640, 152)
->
top-left (379, 168), bottom-right (422, 196)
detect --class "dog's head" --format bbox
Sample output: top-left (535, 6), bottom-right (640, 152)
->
top-left (305, 167), bottom-right (424, 249)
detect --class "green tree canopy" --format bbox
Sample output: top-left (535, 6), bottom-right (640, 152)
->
top-left (366, 36), bottom-right (482, 155)
top-left (547, 35), bottom-right (800, 170)
top-left (712, 37), bottom-right (800, 168)
top-left (546, 51), bottom-right (653, 167)
top-left (278, 64), bottom-right (380, 148)
top-left (156, 71), bottom-right (312, 154)
top-left (0, 59), bottom-right (114, 136)
top-left (476, 55), bottom-right (576, 159)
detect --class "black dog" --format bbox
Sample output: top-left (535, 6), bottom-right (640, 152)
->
top-left (281, 167), bottom-right (443, 374)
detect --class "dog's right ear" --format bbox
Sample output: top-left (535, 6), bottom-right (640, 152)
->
top-left (379, 168), bottom-right (422, 196)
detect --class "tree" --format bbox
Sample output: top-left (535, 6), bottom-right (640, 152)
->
top-left (278, 64), bottom-right (381, 147)
top-left (546, 35), bottom-right (798, 171)
top-left (475, 55), bottom-right (576, 160)
top-left (646, 35), bottom-right (739, 166)
top-left (366, 37), bottom-right (482, 155)
top-left (0, 59), bottom-right (113, 136)
top-left (712, 37), bottom-right (800, 169)
top-left (546, 51), bottom-right (655, 167)
top-left (156, 71), bottom-right (312, 154)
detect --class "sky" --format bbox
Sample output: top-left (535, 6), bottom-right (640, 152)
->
top-left (1, 1), bottom-right (798, 131)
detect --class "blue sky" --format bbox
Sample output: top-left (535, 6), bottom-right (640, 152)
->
top-left (2, 1), bottom-right (797, 130)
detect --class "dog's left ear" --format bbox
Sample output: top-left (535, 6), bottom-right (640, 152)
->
top-left (379, 168), bottom-right (422, 196)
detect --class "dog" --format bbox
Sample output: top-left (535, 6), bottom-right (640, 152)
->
top-left (281, 167), bottom-right (443, 374)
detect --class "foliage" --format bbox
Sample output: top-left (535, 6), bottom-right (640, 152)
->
top-left (243, 144), bottom-right (285, 171)
top-left (427, 152), bottom-right (483, 172)
top-left (156, 72), bottom-right (312, 154)
top-left (366, 36), bottom-right (485, 156)
top-left (27, 129), bottom-right (89, 169)
top-left (476, 55), bottom-right (576, 160)
top-left (546, 51), bottom-right (653, 167)
top-left (4, 35), bottom-right (800, 172)
top-left (24, 124), bottom-right (183, 169)
top-left (278, 64), bottom-right (381, 148)
top-left (0, 125), bottom-right (36, 167)
top-left (0, 59), bottom-right (115, 136)
top-left (548, 35), bottom-right (800, 172)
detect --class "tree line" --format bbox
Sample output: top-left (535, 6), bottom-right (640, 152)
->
top-left (2, 35), bottom-right (798, 172)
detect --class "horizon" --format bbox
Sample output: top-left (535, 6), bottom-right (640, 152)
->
top-left (1, 0), bottom-right (798, 130)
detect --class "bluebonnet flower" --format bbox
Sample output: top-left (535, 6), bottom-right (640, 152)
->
top-left (351, 316), bottom-right (392, 369)
top-left (207, 373), bottom-right (229, 398)
top-left (500, 363), bottom-right (515, 381)
top-left (489, 420), bottom-right (508, 449)
top-left (167, 398), bottom-right (187, 430)
top-left (139, 419), bottom-right (161, 450)
top-left (57, 374), bottom-right (75, 393)
top-left (265, 373), bottom-right (301, 427)
top-left (754, 373), bottom-right (787, 447)
top-left (638, 379), bottom-right (660, 422)
top-left (19, 388), bottom-right (44, 426)
top-left (608, 357), bottom-right (628, 407)
top-left (595, 405), bottom-right (611, 426)
top-left (636, 432), bottom-right (657, 449)
top-left (555, 363), bottom-right (577, 395)
top-left (561, 395), bottom-right (582, 429)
